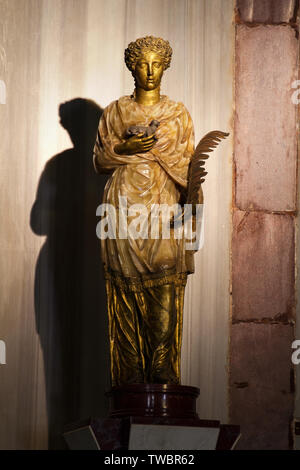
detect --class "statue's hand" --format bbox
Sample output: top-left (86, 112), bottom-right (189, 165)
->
top-left (114, 133), bottom-right (156, 155)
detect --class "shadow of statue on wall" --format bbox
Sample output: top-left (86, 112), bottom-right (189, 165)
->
top-left (30, 98), bottom-right (110, 449)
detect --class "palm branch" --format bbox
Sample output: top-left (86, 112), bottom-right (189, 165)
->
top-left (187, 130), bottom-right (229, 211)
top-left (171, 130), bottom-right (229, 228)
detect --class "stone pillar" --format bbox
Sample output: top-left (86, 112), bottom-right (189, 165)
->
top-left (230, 0), bottom-right (299, 449)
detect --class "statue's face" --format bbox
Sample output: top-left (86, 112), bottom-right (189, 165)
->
top-left (134, 51), bottom-right (164, 91)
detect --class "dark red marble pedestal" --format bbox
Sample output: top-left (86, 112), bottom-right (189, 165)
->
top-left (107, 383), bottom-right (200, 419)
top-left (64, 384), bottom-right (240, 450)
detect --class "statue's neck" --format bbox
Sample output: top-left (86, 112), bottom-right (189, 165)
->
top-left (134, 87), bottom-right (161, 106)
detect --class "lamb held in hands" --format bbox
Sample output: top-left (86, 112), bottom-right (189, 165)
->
top-left (124, 119), bottom-right (160, 140)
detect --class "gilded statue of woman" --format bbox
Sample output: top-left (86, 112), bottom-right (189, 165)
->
top-left (93, 36), bottom-right (202, 387)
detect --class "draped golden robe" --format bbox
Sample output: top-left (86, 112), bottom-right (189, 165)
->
top-left (93, 95), bottom-right (197, 386)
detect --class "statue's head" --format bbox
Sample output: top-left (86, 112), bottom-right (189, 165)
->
top-left (125, 36), bottom-right (172, 91)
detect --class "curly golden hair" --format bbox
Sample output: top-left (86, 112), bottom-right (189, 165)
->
top-left (125, 36), bottom-right (172, 73)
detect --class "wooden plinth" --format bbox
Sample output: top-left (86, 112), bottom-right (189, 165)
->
top-left (106, 383), bottom-right (200, 419)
